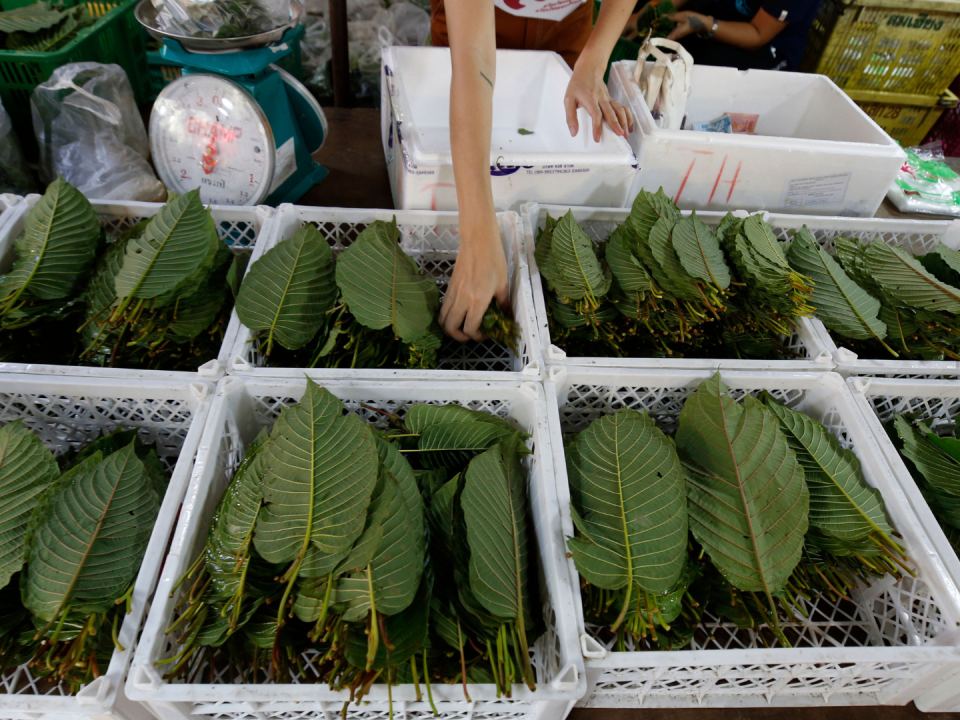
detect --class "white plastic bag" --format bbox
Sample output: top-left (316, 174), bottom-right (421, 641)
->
top-left (152, 0), bottom-right (290, 38)
top-left (31, 63), bottom-right (166, 202)
top-left (633, 37), bottom-right (693, 130)
top-left (0, 97), bottom-right (34, 195)
top-left (886, 141), bottom-right (960, 217)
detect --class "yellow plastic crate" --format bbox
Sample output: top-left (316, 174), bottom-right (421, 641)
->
top-left (800, 0), bottom-right (960, 96)
top-left (850, 87), bottom-right (960, 146)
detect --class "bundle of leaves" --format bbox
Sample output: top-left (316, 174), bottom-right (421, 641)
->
top-left (565, 373), bottom-right (910, 651)
top-left (234, 219), bottom-right (519, 370)
top-left (0, 423), bottom-right (167, 689)
top-left (166, 379), bottom-right (543, 705)
top-left (794, 232), bottom-right (960, 361)
top-left (0, 0), bottom-right (95, 52)
top-left (634, 0), bottom-right (676, 39)
top-left (537, 189), bottom-right (814, 360)
top-left (889, 414), bottom-right (960, 555)
top-left (0, 179), bottom-right (243, 370)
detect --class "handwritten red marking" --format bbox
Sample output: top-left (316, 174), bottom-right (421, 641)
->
top-left (674, 159), bottom-right (696, 203)
top-left (725, 161), bottom-right (742, 203)
top-left (708, 156), bottom-right (727, 205)
top-left (421, 183), bottom-right (456, 211)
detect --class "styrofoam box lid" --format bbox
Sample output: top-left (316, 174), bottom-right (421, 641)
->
top-left (385, 46), bottom-right (636, 167)
top-left (613, 61), bottom-right (904, 158)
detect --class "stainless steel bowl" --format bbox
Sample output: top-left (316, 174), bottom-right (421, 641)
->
top-left (136, 0), bottom-right (303, 52)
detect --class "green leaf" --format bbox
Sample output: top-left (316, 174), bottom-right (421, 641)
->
top-left (226, 253), bottom-right (250, 299)
top-left (417, 421), bottom-right (521, 471)
top-left (335, 219), bottom-right (439, 343)
top-left (235, 225), bottom-right (337, 353)
top-left (787, 227), bottom-right (888, 343)
top-left (605, 226), bottom-right (655, 293)
top-left (858, 239), bottom-right (960, 314)
top-left (671, 212), bottom-right (731, 290)
top-left (565, 409), bottom-right (688, 599)
top-left (405, 403), bottom-right (512, 435)
top-left (675, 374), bottom-right (808, 598)
top-left (254, 380), bottom-right (379, 564)
top-left (549, 210), bottom-right (611, 303)
top-left (0, 177), bottom-right (99, 305)
top-left (517, 128), bottom-right (534, 135)
top-left (376, 437), bottom-right (422, 538)
top-left (0, 421), bottom-right (59, 590)
top-left (0, 3), bottom-right (70, 34)
top-left (6, 11), bottom-right (79, 52)
top-left (764, 396), bottom-right (893, 542)
top-left (344, 573), bottom-right (431, 668)
top-left (742, 214), bottom-right (789, 271)
top-left (626, 188), bottom-right (680, 248)
top-left (648, 215), bottom-right (701, 300)
top-left (23, 444), bottom-right (159, 623)
top-left (113, 189), bottom-right (219, 302)
top-left (894, 416), bottom-right (960, 496)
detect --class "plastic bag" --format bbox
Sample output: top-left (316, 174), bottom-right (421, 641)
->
top-left (886, 141), bottom-right (960, 217)
top-left (0, 97), bottom-right (34, 195)
top-left (152, 0), bottom-right (290, 38)
top-left (388, 1), bottom-right (429, 46)
top-left (31, 63), bottom-right (166, 202)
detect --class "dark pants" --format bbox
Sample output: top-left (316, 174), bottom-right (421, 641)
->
top-left (677, 0), bottom-right (790, 70)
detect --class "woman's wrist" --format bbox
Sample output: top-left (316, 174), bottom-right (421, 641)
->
top-left (573, 46), bottom-right (608, 79)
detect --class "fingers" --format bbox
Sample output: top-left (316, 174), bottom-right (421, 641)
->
top-left (461, 300), bottom-right (487, 343)
top-left (564, 93), bottom-right (579, 137)
top-left (587, 99), bottom-right (603, 142)
top-left (666, 12), bottom-right (683, 20)
top-left (600, 100), bottom-right (624, 137)
top-left (613, 101), bottom-right (633, 134)
top-left (439, 285), bottom-right (471, 342)
top-left (495, 284), bottom-right (510, 310)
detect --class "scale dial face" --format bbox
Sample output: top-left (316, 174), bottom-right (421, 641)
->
top-left (150, 74), bottom-right (275, 206)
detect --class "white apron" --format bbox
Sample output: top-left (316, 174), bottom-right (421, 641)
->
top-left (493, 0), bottom-right (587, 22)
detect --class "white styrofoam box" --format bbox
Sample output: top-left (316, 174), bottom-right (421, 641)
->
top-left (226, 203), bottom-right (543, 380)
top-left (0, 373), bottom-right (215, 720)
top-left (0, 195), bottom-right (275, 380)
top-left (543, 366), bottom-right (960, 708)
top-left (608, 62), bottom-right (905, 217)
top-left (381, 47), bottom-right (637, 212)
top-left (127, 375), bottom-right (584, 720)
top-left (790, 217), bottom-right (960, 379)
top-left (845, 375), bottom-right (960, 712)
top-left (522, 203), bottom-right (835, 371)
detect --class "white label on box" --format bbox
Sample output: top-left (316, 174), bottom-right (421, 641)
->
top-left (269, 137), bottom-right (297, 195)
top-left (783, 173), bottom-right (850, 208)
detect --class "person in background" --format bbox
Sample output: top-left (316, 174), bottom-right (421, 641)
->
top-left (630, 0), bottom-right (821, 71)
top-left (431, 0), bottom-right (635, 342)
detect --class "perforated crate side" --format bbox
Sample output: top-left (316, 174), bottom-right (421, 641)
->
top-left (127, 376), bottom-right (583, 720)
top-left (0, 373), bottom-right (215, 720)
top-left (0, 195), bottom-right (275, 380)
top-left (542, 366), bottom-right (960, 708)
top-left (225, 204), bottom-right (543, 381)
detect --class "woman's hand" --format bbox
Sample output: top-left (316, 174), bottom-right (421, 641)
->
top-left (439, 212), bottom-right (509, 342)
top-left (565, 62), bottom-right (634, 142)
top-left (667, 11), bottom-right (712, 40)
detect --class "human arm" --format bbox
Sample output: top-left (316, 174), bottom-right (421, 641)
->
top-left (666, 7), bottom-right (786, 50)
top-left (437, 0), bottom-right (509, 342)
top-left (565, 0), bottom-right (636, 141)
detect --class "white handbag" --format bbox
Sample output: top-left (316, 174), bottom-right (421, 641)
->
top-left (633, 36), bottom-right (694, 130)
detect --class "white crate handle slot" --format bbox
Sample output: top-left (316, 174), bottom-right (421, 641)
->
top-left (580, 633), bottom-right (607, 659)
top-left (550, 662), bottom-right (580, 691)
top-left (76, 677), bottom-right (111, 706)
top-left (132, 664), bottom-right (164, 692)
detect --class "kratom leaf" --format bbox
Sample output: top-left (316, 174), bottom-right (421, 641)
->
top-left (626, 188), bottom-right (680, 247)
top-left (764, 397), bottom-right (892, 542)
top-left (0, 3), bottom-right (69, 34)
top-left (550, 210), bottom-right (611, 303)
top-left (787, 227), bottom-right (888, 342)
top-left (235, 225), bottom-right (337, 353)
top-left (605, 227), bottom-right (654, 293)
top-left (254, 380), bottom-right (379, 563)
top-left (671, 212), bottom-right (731, 290)
top-left (0, 177), bottom-right (99, 305)
top-left (431, 595), bottom-right (464, 649)
top-left (167, 282), bottom-right (226, 341)
top-left (741, 214), bottom-right (789, 271)
top-left (23, 444), bottom-right (158, 623)
top-left (417, 421), bottom-right (520, 471)
top-left (376, 437), bottom-right (423, 538)
top-left (0, 421), bottom-right (59, 590)
top-left (675, 374), bottom-right (808, 598)
top-left (894, 416), bottom-right (960, 496)
top-left (565, 409), bottom-right (687, 597)
top-left (6, 12), bottom-right (79, 52)
top-left (405, 403), bottom-right (512, 435)
top-left (113, 189), bottom-right (219, 302)
top-left (335, 219), bottom-right (439, 343)
top-left (858, 239), bottom-right (960, 314)
top-left (226, 253), bottom-right (249, 299)
top-left (648, 215), bottom-right (701, 300)
top-left (344, 573), bottom-right (430, 668)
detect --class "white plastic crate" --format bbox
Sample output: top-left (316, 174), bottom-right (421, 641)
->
top-left (126, 375), bottom-right (584, 720)
top-left (0, 372), bottom-right (215, 720)
top-left (226, 204), bottom-right (543, 380)
top-left (522, 203), bottom-right (835, 372)
top-left (608, 62), bottom-right (904, 217)
top-left (381, 47), bottom-right (636, 212)
top-left (543, 366), bottom-right (960, 708)
top-left (846, 376), bottom-right (960, 712)
top-left (0, 194), bottom-right (275, 380)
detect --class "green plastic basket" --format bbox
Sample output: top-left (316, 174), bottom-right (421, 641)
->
top-left (0, 0), bottom-right (149, 156)
top-left (146, 24), bottom-right (305, 101)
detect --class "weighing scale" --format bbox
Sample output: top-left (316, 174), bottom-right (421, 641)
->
top-left (137, 0), bottom-right (328, 206)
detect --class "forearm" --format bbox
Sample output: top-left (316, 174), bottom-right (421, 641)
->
top-left (577, 0), bottom-right (636, 75)
top-left (712, 19), bottom-right (771, 49)
top-left (446, 0), bottom-right (497, 227)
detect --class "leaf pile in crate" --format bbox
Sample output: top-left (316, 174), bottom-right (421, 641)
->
top-left (234, 219), bottom-right (519, 370)
top-left (0, 1), bottom-right (95, 52)
top-left (0, 422), bottom-right (168, 688)
top-left (634, 0), bottom-right (676, 38)
top-left (566, 373), bottom-right (910, 650)
top-left (888, 414), bottom-right (960, 555)
top-left (0, 179), bottom-right (244, 370)
top-left (537, 190), bottom-right (815, 360)
top-left (167, 379), bottom-right (543, 701)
